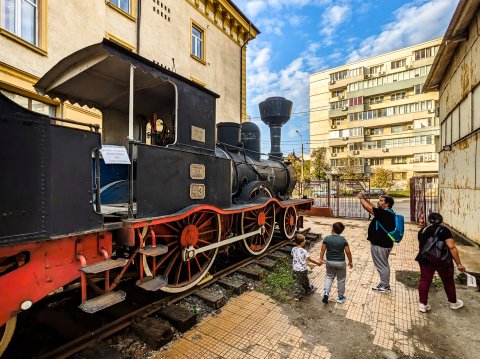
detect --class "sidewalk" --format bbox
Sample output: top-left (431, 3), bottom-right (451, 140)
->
top-left (154, 216), bottom-right (478, 358)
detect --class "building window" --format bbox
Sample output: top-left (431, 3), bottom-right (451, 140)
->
top-left (367, 158), bottom-right (384, 166)
top-left (392, 156), bottom-right (408, 164)
top-left (392, 172), bottom-right (408, 180)
top-left (331, 146), bottom-right (345, 153)
top-left (391, 59), bottom-right (406, 70)
top-left (414, 46), bottom-right (439, 61)
top-left (348, 143), bottom-right (362, 151)
top-left (332, 118), bottom-right (343, 126)
top-left (369, 65), bottom-right (383, 75)
top-left (330, 70), bottom-right (348, 82)
top-left (368, 96), bottom-right (384, 105)
top-left (110, 0), bottom-right (130, 13)
top-left (348, 96), bottom-right (363, 107)
top-left (413, 152), bottom-right (436, 162)
top-left (414, 84), bottom-right (423, 94)
top-left (1, 0), bottom-right (39, 45)
top-left (330, 100), bottom-right (348, 110)
top-left (349, 127), bottom-right (363, 137)
top-left (191, 22), bottom-right (205, 62)
top-left (0, 89), bottom-right (56, 116)
top-left (332, 90), bottom-right (344, 98)
top-left (391, 92), bottom-right (406, 101)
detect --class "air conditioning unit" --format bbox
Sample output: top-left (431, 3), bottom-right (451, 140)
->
top-left (365, 74), bottom-right (371, 78)
top-left (428, 109), bottom-right (435, 114)
top-left (407, 125), bottom-right (413, 130)
top-left (329, 80), bottom-right (336, 85)
top-left (331, 153), bottom-right (337, 157)
top-left (331, 125), bottom-right (337, 129)
top-left (353, 150), bottom-right (360, 155)
top-left (364, 129), bottom-right (371, 135)
top-left (342, 136), bottom-right (349, 141)
top-left (379, 71), bottom-right (386, 75)
top-left (382, 148), bottom-right (389, 152)
top-left (405, 64), bottom-right (412, 69)
top-left (338, 94), bottom-right (345, 99)
top-left (341, 106), bottom-right (348, 111)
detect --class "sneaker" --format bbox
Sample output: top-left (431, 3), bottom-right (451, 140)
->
top-left (372, 284), bottom-right (391, 293)
top-left (322, 291), bottom-right (329, 304)
top-left (418, 303), bottom-right (431, 313)
top-left (294, 297), bottom-right (303, 302)
top-left (306, 285), bottom-right (316, 295)
top-left (337, 295), bottom-right (347, 304)
top-left (450, 299), bottom-right (464, 310)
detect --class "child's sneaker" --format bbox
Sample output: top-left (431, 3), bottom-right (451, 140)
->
top-left (294, 297), bottom-right (303, 301)
top-left (306, 285), bottom-right (316, 295)
top-left (372, 284), bottom-right (391, 293)
top-left (336, 295), bottom-right (347, 304)
top-left (322, 291), bottom-right (329, 304)
top-left (418, 303), bottom-right (431, 313)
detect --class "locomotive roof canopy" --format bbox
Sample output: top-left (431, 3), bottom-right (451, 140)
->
top-left (35, 39), bottom-right (220, 111)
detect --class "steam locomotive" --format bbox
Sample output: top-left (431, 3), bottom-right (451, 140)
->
top-left (0, 39), bottom-right (312, 355)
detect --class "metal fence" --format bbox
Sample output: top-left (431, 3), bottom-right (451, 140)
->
top-left (409, 175), bottom-right (439, 224)
top-left (308, 179), bottom-right (371, 219)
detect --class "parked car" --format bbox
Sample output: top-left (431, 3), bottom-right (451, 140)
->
top-left (313, 189), bottom-right (338, 198)
top-left (364, 188), bottom-right (385, 197)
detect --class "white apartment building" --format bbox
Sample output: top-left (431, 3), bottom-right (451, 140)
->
top-left (309, 38), bottom-right (442, 189)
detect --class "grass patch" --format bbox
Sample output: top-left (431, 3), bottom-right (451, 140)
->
top-left (396, 270), bottom-right (443, 290)
top-left (256, 259), bottom-right (295, 303)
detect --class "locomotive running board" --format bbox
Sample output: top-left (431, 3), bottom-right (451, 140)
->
top-left (136, 276), bottom-right (168, 291)
top-left (78, 258), bottom-right (129, 274)
top-left (136, 245), bottom-right (168, 256)
top-left (79, 290), bottom-right (127, 314)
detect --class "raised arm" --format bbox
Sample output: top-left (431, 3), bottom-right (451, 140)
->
top-left (345, 245), bottom-right (353, 268)
top-left (357, 191), bottom-right (374, 215)
top-left (445, 238), bottom-right (466, 272)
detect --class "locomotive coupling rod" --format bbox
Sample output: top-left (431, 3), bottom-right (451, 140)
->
top-left (182, 228), bottom-right (262, 262)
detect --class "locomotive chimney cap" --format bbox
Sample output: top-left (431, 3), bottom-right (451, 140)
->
top-left (259, 97), bottom-right (293, 127)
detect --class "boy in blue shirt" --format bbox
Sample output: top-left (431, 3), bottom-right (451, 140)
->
top-left (292, 234), bottom-right (323, 301)
top-left (319, 222), bottom-right (353, 304)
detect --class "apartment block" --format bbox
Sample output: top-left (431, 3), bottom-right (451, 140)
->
top-left (309, 38), bottom-right (442, 189)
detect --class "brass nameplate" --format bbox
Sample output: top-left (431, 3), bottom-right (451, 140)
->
top-left (190, 164), bottom-right (205, 179)
top-left (190, 184), bottom-right (205, 199)
top-left (191, 125), bottom-right (205, 143)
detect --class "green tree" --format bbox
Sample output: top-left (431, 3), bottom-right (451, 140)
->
top-left (338, 156), bottom-right (363, 180)
top-left (310, 147), bottom-right (331, 180)
top-left (286, 153), bottom-right (311, 196)
top-left (370, 167), bottom-right (394, 190)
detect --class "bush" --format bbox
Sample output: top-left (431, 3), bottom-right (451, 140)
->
top-left (387, 190), bottom-right (410, 198)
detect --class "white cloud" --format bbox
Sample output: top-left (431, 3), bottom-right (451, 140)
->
top-left (320, 4), bottom-right (351, 44)
top-left (347, 0), bottom-right (459, 62)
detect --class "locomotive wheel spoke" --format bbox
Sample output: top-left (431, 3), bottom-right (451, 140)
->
top-left (241, 202), bottom-right (276, 255)
top-left (140, 211), bottom-right (220, 293)
top-left (280, 206), bottom-right (297, 240)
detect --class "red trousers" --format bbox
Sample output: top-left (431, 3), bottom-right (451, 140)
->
top-left (418, 256), bottom-right (456, 305)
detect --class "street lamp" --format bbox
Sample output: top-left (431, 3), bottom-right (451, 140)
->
top-left (296, 130), bottom-right (304, 197)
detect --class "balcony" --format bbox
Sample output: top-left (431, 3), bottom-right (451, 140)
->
top-left (413, 160), bottom-right (438, 172)
top-left (331, 165), bottom-right (365, 174)
top-left (348, 76), bottom-right (427, 98)
top-left (349, 110), bottom-right (433, 128)
top-left (329, 72), bottom-right (367, 90)
top-left (329, 106), bottom-right (349, 118)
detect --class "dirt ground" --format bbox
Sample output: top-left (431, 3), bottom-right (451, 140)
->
top-left (281, 284), bottom-right (480, 359)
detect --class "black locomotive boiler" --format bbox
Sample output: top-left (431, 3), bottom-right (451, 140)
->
top-left (0, 39), bottom-right (312, 355)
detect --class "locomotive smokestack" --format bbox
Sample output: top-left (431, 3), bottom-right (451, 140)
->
top-left (259, 97), bottom-right (293, 159)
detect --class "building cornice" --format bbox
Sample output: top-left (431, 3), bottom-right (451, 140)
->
top-left (186, 0), bottom-right (259, 47)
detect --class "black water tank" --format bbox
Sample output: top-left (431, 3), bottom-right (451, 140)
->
top-left (216, 122), bottom-right (241, 151)
top-left (241, 122), bottom-right (261, 161)
top-left (259, 97), bottom-right (293, 159)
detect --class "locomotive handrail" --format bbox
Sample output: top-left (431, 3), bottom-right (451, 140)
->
top-left (49, 116), bottom-right (100, 132)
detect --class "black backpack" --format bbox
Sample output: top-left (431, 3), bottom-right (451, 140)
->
top-left (420, 226), bottom-right (451, 261)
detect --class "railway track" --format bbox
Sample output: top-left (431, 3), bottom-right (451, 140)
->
top-left (5, 230), bottom-right (318, 359)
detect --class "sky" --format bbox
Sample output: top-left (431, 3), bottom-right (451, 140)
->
top-left (233, 0), bottom-right (459, 157)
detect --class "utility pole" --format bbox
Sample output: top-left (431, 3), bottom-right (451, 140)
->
top-left (296, 130), bottom-right (304, 197)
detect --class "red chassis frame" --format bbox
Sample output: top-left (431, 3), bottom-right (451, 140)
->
top-left (0, 231), bottom-right (113, 327)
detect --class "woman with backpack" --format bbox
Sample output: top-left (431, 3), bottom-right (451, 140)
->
top-left (416, 212), bottom-right (466, 313)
